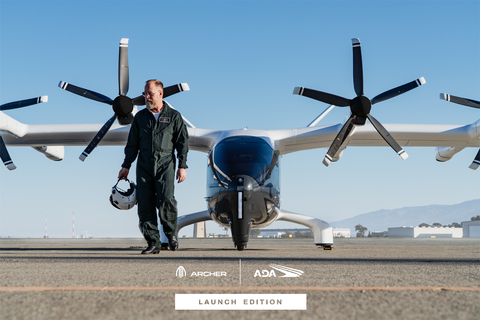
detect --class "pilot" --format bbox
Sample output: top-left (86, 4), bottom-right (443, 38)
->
top-left (118, 79), bottom-right (189, 254)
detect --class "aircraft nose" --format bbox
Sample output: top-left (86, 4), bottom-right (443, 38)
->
top-left (234, 175), bottom-right (255, 192)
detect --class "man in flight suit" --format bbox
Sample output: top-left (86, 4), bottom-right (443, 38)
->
top-left (118, 79), bottom-right (189, 254)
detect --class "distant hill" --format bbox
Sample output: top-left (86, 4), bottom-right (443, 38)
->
top-left (330, 199), bottom-right (480, 236)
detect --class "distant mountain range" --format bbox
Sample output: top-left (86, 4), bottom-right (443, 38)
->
top-left (330, 199), bottom-right (480, 235)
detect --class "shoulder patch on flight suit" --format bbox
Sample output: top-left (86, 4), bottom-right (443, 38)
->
top-left (158, 117), bottom-right (170, 124)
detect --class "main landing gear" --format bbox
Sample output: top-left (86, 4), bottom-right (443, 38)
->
top-left (317, 245), bottom-right (333, 250)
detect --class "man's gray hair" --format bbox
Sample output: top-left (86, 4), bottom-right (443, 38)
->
top-left (146, 79), bottom-right (164, 91)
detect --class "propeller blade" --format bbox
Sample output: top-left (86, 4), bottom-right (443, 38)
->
top-left (118, 38), bottom-right (129, 96)
top-left (293, 87), bottom-right (351, 107)
top-left (469, 149), bottom-right (480, 170)
top-left (371, 77), bottom-right (426, 105)
top-left (59, 81), bottom-right (113, 105)
top-left (79, 115), bottom-right (117, 161)
top-left (366, 114), bottom-right (408, 160)
top-left (0, 96), bottom-right (48, 111)
top-left (164, 83), bottom-right (190, 98)
top-left (130, 83), bottom-right (191, 106)
top-left (131, 95), bottom-right (145, 106)
top-left (440, 93), bottom-right (480, 109)
top-left (323, 114), bottom-right (356, 166)
top-left (352, 38), bottom-right (364, 97)
top-left (0, 136), bottom-right (16, 170)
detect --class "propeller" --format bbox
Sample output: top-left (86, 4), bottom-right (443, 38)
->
top-left (440, 93), bottom-right (480, 170)
top-left (294, 38), bottom-right (425, 166)
top-left (0, 96), bottom-right (48, 170)
top-left (59, 38), bottom-right (190, 161)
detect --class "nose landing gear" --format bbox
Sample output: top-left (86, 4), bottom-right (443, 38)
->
top-left (236, 244), bottom-right (246, 251)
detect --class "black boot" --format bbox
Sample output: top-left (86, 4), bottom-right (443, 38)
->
top-left (141, 245), bottom-right (160, 254)
top-left (167, 236), bottom-right (178, 251)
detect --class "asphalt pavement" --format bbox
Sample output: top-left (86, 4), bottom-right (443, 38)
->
top-left (0, 237), bottom-right (479, 319)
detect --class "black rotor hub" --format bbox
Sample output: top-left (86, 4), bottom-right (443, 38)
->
top-left (350, 95), bottom-right (371, 116)
top-left (113, 95), bottom-right (133, 117)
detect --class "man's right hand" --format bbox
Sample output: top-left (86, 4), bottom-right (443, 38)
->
top-left (118, 167), bottom-right (129, 180)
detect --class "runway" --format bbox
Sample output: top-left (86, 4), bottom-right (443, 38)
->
top-left (1, 237), bottom-right (479, 319)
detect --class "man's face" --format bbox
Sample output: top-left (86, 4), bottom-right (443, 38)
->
top-left (144, 82), bottom-right (163, 110)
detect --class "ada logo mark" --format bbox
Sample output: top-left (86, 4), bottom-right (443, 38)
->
top-left (254, 264), bottom-right (304, 278)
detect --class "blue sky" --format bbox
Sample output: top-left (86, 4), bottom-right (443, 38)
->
top-left (0, 0), bottom-right (479, 238)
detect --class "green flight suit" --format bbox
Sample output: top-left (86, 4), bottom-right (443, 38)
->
top-left (121, 101), bottom-right (189, 247)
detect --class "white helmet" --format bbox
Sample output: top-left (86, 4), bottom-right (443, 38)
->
top-left (110, 179), bottom-right (137, 210)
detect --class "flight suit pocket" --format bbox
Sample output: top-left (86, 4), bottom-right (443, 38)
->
top-left (160, 133), bottom-right (174, 151)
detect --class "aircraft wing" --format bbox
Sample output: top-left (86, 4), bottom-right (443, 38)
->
top-left (1, 122), bottom-right (130, 147)
top-left (3, 106), bottom-right (479, 163)
top-left (186, 128), bottom-right (223, 153)
top-left (4, 120), bottom-right (477, 153)
top-left (1, 112), bottom-right (222, 154)
top-left (271, 121), bottom-right (480, 155)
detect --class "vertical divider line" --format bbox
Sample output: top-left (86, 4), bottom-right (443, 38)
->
top-left (239, 259), bottom-right (242, 285)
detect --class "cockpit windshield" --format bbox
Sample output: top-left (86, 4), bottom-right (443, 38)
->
top-left (211, 136), bottom-right (278, 185)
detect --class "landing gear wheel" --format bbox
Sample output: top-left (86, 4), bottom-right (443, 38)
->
top-left (237, 245), bottom-right (245, 251)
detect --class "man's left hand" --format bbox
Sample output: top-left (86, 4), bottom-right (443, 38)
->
top-left (176, 168), bottom-right (187, 183)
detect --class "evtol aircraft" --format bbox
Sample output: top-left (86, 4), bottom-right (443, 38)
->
top-left (1, 38), bottom-right (479, 250)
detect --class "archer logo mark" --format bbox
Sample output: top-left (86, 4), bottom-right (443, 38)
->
top-left (175, 265), bottom-right (227, 278)
top-left (176, 266), bottom-right (187, 278)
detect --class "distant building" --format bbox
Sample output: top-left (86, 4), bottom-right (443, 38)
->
top-left (259, 230), bottom-right (286, 238)
top-left (371, 231), bottom-right (388, 237)
top-left (388, 226), bottom-right (463, 238)
top-left (193, 222), bottom-right (206, 238)
top-left (461, 220), bottom-right (480, 238)
top-left (257, 228), bottom-right (310, 238)
top-left (207, 233), bottom-right (230, 238)
top-left (333, 228), bottom-right (351, 238)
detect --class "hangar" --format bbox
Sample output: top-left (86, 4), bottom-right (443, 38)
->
top-left (461, 220), bottom-right (480, 238)
top-left (388, 226), bottom-right (463, 238)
